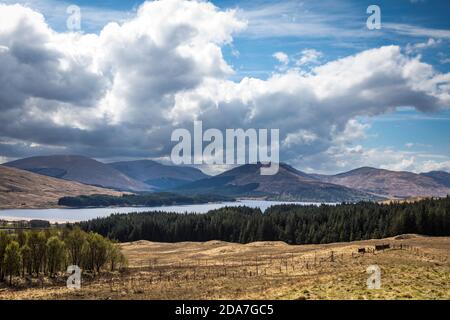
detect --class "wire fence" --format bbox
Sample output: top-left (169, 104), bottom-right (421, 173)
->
top-left (102, 241), bottom-right (449, 293)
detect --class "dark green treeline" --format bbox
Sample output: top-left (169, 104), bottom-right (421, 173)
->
top-left (80, 197), bottom-right (450, 244)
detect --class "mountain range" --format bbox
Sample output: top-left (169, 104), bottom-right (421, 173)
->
top-left (0, 165), bottom-right (123, 209)
top-left (2, 155), bottom-right (450, 204)
top-left (5, 155), bottom-right (152, 192)
top-left (314, 167), bottom-right (450, 199)
top-left (4, 155), bottom-right (207, 192)
top-left (420, 171), bottom-right (450, 189)
top-left (175, 163), bottom-right (378, 202)
top-left (110, 160), bottom-right (208, 190)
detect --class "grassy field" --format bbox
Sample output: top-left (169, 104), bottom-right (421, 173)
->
top-left (0, 234), bottom-right (449, 300)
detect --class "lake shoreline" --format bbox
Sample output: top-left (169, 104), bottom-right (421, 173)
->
top-left (0, 200), bottom-right (332, 223)
top-left (0, 196), bottom-right (309, 211)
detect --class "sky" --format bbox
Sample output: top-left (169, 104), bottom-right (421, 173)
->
top-left (0, 0), bottom-right (449, 174)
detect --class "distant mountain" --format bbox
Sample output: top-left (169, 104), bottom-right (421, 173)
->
top-left (317, 167), bottom-right (450, 199)
top-left (4, 155), bottom-right (152, 192)
top-left (6, 155), bottom-right (448, 202)
top-left (0, 165), bottom-right (123, 209)
top-left (421, 171), bottom-right (450, 188)
top-left (175, 163), bottom-right (378, 202)
top-left (109, 160), bottom-right (209, 190)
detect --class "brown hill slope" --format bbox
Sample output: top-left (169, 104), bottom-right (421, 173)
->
top-left (177, 163), bottom-right (378, 202)
top-left (317, 167), bottom-right (450, 199)
top-left (110, 160), bottom-right (208, 190)
top-left (0, 165), bottom-right (123, 209)
top-left (421, 171), bottom-right (450, 188)
top-left (4, 155), bottom-right (151, 191)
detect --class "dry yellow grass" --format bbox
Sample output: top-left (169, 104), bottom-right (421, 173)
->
top-left (0, 235), bottom-right (449, 300)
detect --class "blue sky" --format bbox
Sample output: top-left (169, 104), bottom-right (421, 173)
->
top-left (14, 0), bottom-right (450, 75)
top-left (39, 0), bottom-right (450, 64)
top-left (0, 0), bottom-right (449, 173)
top-left (9, 0), bottom-right (450, 77)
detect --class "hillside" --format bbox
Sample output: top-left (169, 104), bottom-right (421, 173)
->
top-left (110, 160), bottom-right (208, 190)
top-left (317, 167), bottom-right (450, 198)
top-left (421, 171), bottom-right (450, 188)
top-left (4, 155), bottom-right (450, 202)
top-left (0, 165), bottom-right (123, 209)
top-left (4, 155), bottom-right (151, 192)
top-left (1, 235), bottom-right (448, 300)
top-left (175, 163), bottom-right (377, 202)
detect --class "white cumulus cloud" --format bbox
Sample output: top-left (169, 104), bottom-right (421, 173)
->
top-left (0, 0), bottom-right (449, 174)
